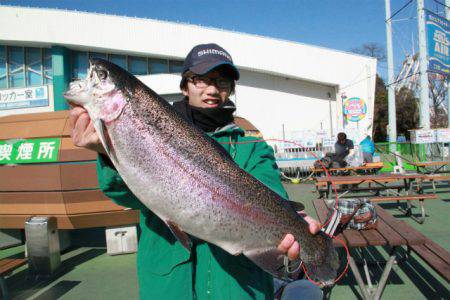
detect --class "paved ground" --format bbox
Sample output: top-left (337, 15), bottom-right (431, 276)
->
top-left (1, 182), bottom-right (449, 299)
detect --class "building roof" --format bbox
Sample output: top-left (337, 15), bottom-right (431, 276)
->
top-left (0, 5), bottom-right (376, 89)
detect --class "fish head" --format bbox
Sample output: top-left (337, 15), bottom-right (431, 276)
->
top-left (64, 58), bottom-right (132, 123)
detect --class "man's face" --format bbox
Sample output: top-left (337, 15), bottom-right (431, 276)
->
top-left (182, 70), bottom-right (232, 108)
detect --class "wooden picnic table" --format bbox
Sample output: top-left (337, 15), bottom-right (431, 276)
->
top-left (314, 173), bottom-right (440, 223)
top-left (409, 161), bottom-right (450, 174)
top-left (408, 161), bottom-right (450, 191)
top-left (313, 198), bottom-right (427, 300)
top-left (315, 173), bottom-right (426, 198)
top-left (311, 162), bottom-right (384, 176)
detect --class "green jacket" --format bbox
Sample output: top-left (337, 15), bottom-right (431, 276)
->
top-left (97, 124), bottom-right (289, 300)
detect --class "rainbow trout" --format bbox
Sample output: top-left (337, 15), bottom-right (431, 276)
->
top-left (64, 59), bottom-right (338, 286)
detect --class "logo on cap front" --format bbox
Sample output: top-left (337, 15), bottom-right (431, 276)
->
top-left (197, 49), bottom-right (232, 61)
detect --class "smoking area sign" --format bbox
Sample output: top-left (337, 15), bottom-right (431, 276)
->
top-left (0, 138), bottom-right (61, 164)
top-left (426, 11), bottom-right (449, 75)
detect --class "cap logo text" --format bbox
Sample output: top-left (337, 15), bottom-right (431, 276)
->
top-left (197, 49), bottom-right (232, 61)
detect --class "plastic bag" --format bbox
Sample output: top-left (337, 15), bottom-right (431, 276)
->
top-left (345, 147), bottom-right (364, 167)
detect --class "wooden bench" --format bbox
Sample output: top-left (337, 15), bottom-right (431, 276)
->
top-left (315, 184), bottom-right (408, 198)
top-left (0, 258), bottom-right (27, 299)
top-left (0, 111), bottom-right (139, 229)
top-left (409, 239), bottom-right (450, 283)
top-left (311, 163), bottom-right (384, 176)
top-left (370, 194), bottom-right (439, 224)
top-left (420, 174), bottom-right (450, 191)
top-left (313, 198), bottom-right (427, 299)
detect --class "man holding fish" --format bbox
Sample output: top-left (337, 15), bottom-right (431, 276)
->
top-left (68, 43), bottom-right (327, 299)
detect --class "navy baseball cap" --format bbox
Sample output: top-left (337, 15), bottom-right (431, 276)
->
top-left (182, 43), bottom-right (240, 80)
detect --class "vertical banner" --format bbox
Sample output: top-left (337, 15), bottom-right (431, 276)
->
top-left (426, 11), bottom-right (449, 75)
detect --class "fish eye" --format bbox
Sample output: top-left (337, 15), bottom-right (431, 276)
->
top-left (97, 70), bottom-right (108, 80)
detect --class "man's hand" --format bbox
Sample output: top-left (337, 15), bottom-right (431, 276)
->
top-left (277, 212), bottom-right (321, 261)
top-left (69, 106), bottom-right (105, 154)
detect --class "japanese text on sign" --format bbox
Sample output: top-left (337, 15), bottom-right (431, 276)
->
top-left (0, 138), bottom-right (61, 164)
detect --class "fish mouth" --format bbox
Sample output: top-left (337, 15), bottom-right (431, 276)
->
top-left (63, 79), bottom-right (91, 105)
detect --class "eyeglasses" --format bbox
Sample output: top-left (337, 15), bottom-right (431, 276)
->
top-left (188, 76), bottom-right (233, 89)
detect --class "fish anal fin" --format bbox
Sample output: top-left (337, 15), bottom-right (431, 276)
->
top-left (166, 220), bottom-right (192, 252)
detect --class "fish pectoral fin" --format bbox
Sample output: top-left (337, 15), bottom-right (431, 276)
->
top-left (165, 220), bottom-right (192, 252)
top-left (99, 90), bottom-right (126, 122)
top-left (94, 119), bottom-right (112, 158)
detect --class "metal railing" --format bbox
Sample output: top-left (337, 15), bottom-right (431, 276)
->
top-left (276, 141), bottom-right (450, 180)
top-left (375, 142), bottom-right (450, 172)
top-left (275, 144), bottom-right (334, 179)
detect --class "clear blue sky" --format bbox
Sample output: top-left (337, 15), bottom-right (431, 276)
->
top-left (1, 0), bottom-right (447, 80)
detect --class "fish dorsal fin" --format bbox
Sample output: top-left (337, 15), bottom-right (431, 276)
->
top-left (165, 220), bottom-right (192, 252)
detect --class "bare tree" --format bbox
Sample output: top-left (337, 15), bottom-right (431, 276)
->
top-left (429, 73), bottom-right (447, 127)
top-left (351, 42), bottom-right (386, 62)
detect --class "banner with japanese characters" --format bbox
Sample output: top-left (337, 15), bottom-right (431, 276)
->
top-left (426, 11), bottom-right (449, 75)
top-left (0, 138), bottom-right (61, 164)
top-left (0, 86), bottom-right (49, 111)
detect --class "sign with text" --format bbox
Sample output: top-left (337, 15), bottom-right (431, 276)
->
top-left (426, 11), bottom-right (449, 75)
top-left (409, 129), bottom-right (436, 144)
top-left (322, 138), bottom-right (336, 148)
top-left (343, 97), bottom-right (367, 122)
top-left (435, 128), bottom-right (450, 143)
top-left (0, 138), bottom-right (61, 164)
top-left (0, 86), bottom-right (49, 110)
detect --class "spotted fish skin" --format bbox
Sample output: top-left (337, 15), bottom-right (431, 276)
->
top-left (63, 58), bottom-right (339, 285)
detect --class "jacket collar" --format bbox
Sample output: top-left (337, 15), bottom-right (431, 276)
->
top-left (210, 123), bottom-right (245, 137)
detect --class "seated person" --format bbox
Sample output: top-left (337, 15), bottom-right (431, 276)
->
top-left (335, 132), bottom-right (354, 161)
top-left (359, 135), bottom-right (375, 163)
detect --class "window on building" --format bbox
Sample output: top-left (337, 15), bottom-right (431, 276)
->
top-left (0, 46), bottom-right (6, 89)
top-left (8, 47), bottom-right (25, 88)
top-left (168, 60), bottom-right (184, 74)
top-left (72, 51), bottom-right (88, 80)
top-left (108, 54), bottom-right (127, 70)
top-left (26, 47), bottom-right (43, 86)
top-left (89, 52), bottom-right (107, 60)
top-left (149, 58), bottom-right (168, 74)
top-left (43, 48), bottom-right (52, 84)
top-left (129, 56), bottom-right (148, 75)
top-left (69, 50), bottom-right (178, 79)
top-left (0, 46), bottom-right (52, 89)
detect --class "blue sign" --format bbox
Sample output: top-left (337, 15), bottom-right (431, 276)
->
top-left (426, 11), bottom-right (449, 75)
top-left (0, 86), bottom-right (49, 111)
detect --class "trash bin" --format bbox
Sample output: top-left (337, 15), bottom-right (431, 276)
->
top-left (25, 216), bottom-right (61, 275)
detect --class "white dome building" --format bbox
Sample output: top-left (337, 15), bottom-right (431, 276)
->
top-left (0, 5), bottom-right (376, 145)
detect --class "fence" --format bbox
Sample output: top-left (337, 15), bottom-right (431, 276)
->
top-left (274, 144), bottom-right (334, 179)
top-left (375, 142), bottom-right (450, 172)
top-left (275, 141), bottom-right (450, 179)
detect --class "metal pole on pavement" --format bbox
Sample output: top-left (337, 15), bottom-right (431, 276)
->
top-left (446, 0), bottom-right (450, 128)
top-left (385, 0), bottom-right (397, 153)
top-left (417, 0), bottom-right (431, 129)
